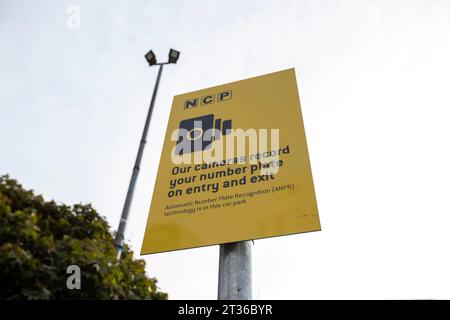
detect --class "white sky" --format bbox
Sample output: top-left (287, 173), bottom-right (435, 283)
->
top-left (1, 0), bottom-right (450, 299)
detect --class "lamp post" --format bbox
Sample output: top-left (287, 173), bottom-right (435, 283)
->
top-left (114, 48), bottom-right (180, 259)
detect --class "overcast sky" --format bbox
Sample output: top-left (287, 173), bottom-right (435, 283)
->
top-left (1, 0), bottom-right (450, 299)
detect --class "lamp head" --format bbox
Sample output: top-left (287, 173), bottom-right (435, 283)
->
top-left (168, 49), bottom-right (180, 64)
top-left (145, 50), bottom-right (157, 66)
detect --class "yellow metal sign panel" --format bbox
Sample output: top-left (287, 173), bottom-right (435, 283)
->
top-left (141, 68), bottom-right (320, 255)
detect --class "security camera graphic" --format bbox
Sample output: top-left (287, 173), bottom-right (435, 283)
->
top-left (174, 114), bottom-right (232, 155)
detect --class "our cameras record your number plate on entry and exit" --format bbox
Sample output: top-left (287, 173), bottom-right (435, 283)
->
top-left (141, 68), bottom-right (321, 255)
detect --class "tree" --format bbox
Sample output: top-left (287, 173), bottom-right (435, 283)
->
top-left (0, 175), bottom-right (167, 300)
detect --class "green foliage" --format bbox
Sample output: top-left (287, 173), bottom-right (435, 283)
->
top-left (0, 175), bottom-right (167, 300)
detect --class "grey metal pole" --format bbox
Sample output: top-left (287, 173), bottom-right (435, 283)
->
top-left (114, 64), bottom-right (164, 259)
top-left (218, 241), bottom-right (252, 300)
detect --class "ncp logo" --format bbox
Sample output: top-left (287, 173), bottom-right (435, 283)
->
top-left (174, 114), bottom-right (232, 155)
top-left (184, 90), bottom-right (232, 109)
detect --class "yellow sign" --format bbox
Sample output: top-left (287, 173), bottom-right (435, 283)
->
top-left (141, 68), bottom-right (320, 255)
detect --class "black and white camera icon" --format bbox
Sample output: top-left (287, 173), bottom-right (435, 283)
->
top-left (174, 114), bottom-right (232, 155)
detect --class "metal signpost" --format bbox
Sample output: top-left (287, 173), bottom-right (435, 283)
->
top-left (218, 241), bottom-right (252, 300)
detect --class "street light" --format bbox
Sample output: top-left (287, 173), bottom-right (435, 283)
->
top-left (114, 49), bottom-right (180, 259)
top-left (144, 50), bottom-right (157, 66)
top-left (168, 49), bottom-right (180, 64)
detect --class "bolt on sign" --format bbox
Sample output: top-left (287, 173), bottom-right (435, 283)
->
top-left (141, 68), bottom-right (320, 255)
